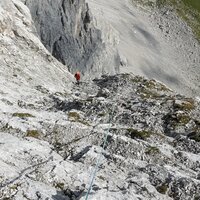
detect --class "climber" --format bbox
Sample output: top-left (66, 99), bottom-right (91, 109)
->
top-left (74, 71), bottom-right (81, 85)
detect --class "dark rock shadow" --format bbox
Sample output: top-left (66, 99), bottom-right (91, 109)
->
top-left (52, 190), bottom-right (89, 200)
top-left (51, 96), bottom-right (84, 112)
top-left (69, 146), bottom-right (92, 162)
top-left (52, 191), bottom-right (69, 200)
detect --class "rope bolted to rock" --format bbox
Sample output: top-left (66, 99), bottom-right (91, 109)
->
top-left (85, 107), bottom-right (115, 200)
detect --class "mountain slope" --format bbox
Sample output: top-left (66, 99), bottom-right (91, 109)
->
top-left (86, 0), bottom-right (200, 97)
top-left (0, 0), bottom-right (200, 200)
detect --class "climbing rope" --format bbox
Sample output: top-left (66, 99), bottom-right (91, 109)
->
top-left (85, 106), bottom-right (114, 200)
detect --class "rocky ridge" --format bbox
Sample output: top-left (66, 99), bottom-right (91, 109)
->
top-left (0, 73), bottom-right (200, 199)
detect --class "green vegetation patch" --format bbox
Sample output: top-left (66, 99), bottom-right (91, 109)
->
top-left (136, 79), bottom-right (169, 99)
top-left (26, 130), bottom-right (40, 138)
top-left (131, 75), bottom-right (144, 84)
top-left (131, 75), bottom-right (170, 95)
top-left (12, 113), bottom-right (35, 118)
top-left (145, 146), bottom-right (160, 155)
top-left (55, 182), bottom-right (65, 190)
top-left (138, 87), bottom-right (161, 99)
top-left (144, 79), bottom-right (156, 89)
top-left (164, 113), bottom-right (191, 129)
top-left (126, 128), bottom-right (153, 140)
top-left (68, 111), bottom-right (90, 126)
top-left (182, 0), bottom-right (200, 13)
top-left (156, 183), bottom-right (168, 194)
top-left (68, 112), bottom-right (80, 121)
top-left (178, 114), bottom-right (191, 125)
top-left (144, 79), bottom-right (170, 91)
top-left (174, 113), bottom-right (191, 125)
top-left (156, 82), bottom-right (171, 92)
top-left (174, 99), bottom-right (195, 111)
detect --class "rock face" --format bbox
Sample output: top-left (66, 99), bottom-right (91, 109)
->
top-left (0, 0), bottom-right (73, 94)
top-left (25, 0), bottom-right (120, 78)
top-left (0, 0), bottom-right (200, 200)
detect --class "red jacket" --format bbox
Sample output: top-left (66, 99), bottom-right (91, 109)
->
top-left (75, 72), bottom-right (80, 81)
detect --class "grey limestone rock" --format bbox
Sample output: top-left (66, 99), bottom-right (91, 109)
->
top-left (0, 1), bottom-right (200, 200)
top-left (25, 0), bottom-right (120, 78)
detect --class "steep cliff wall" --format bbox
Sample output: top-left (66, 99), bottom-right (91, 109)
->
top-left (25, 0), bottom-right (120, 78)
top-left (0, 0), bottom-right (73, 94)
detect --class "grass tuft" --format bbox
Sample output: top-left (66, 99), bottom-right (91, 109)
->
top-left (26, 130), bottom-right (40, 138)
top-left (55, 182), bottom-right (65, 190)
top-left (145, 146), bottom-right (160, 155)
top-left (68, 112), bottom-right (80, 121)
top-left (126, 128), bottom-right (153, 140)
top-left (68, 112), bottom-right (90, 126)
top-left (13, 113), bottom-right (35, 118)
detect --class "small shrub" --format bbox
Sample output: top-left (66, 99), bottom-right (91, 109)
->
top-left (156, 184), bottom-right (168, 194)
top-left (68, 112), bottom-right (90, 126)
top-left (156, 82), bottom-right (171, 92)
top-left (145, 146), bottom-right (160, 155)
top-left (164, 113), bottom-right (191, 128)
top-left (144, 80), bottom-right (156, 89)
top-left (174, 99), bottom-right (195, 111)
top-left (131, 75), bottom-right (144, 83)
top-left (98, 175), bottom-right (106, 181)
top-left (177, 114), bottom-right (191, 125)
top-left (68, 112), bottom-right (80, 121)
top-left (55, 182), bottom-right (65, 190)
top-left (138, 87), bottom-right (161, 99)
top-left (26, 130), bottom-right (40, 138)
top-left (126, 128), bottom-right (153, 140)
